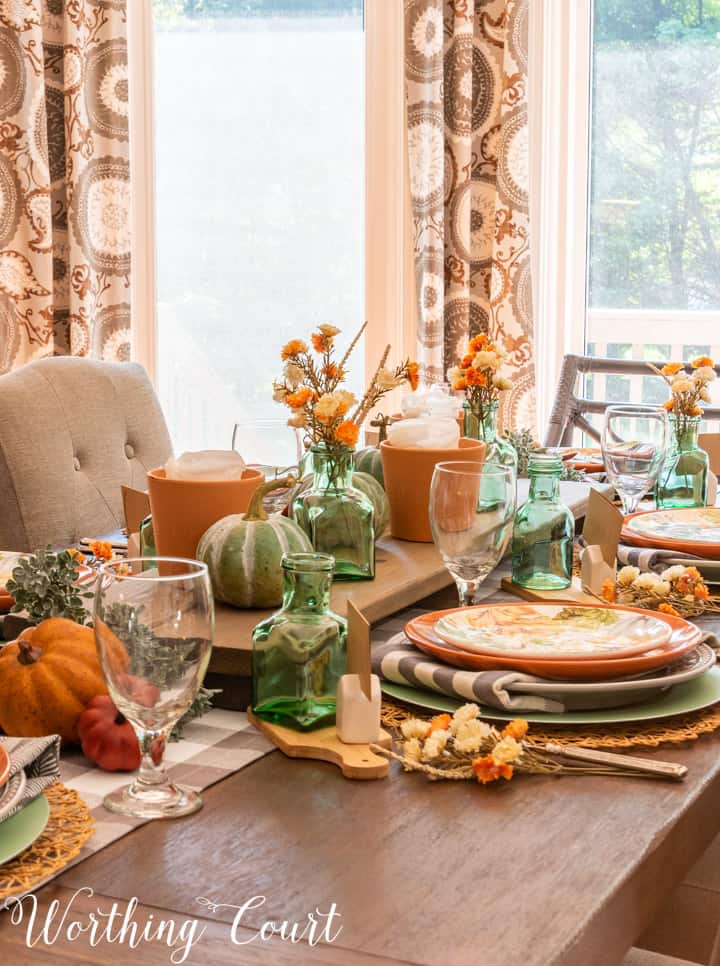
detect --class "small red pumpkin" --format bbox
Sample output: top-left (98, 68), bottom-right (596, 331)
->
top-left (77, 695), bottom-right (142, 772)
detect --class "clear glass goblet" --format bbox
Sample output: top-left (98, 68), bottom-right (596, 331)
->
top-left (601, 405), bottom-right (669, 515)
top-left (93, 558), bottom-right (214, 819)
top-left (429, 461), bottom-right (516, 607)
top-left (232, 418), bottom-right (304, 513)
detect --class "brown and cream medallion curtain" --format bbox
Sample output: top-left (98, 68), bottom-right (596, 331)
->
top-left (405, 0), bottom-right (534, 429)
top-left (0, 0), bottom-right (131, 375)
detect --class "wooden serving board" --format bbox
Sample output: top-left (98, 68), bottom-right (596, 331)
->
top-left (247, 710), bottom-right (392, 780)
top-left (500, 576), bottom-right (599, 605)
top-left (208, 481), bottom-right (612, 680)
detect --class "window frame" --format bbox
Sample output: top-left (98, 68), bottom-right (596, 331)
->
top-left (127, 0), bottom-right (416, 395)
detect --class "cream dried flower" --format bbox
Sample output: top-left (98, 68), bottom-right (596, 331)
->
top-left (671, 378), bottom-right (694, 393)
top-left (695, 366), bottom-right (716, 384)
top-left (314, 392), bottom-right (343, 422)
top-left (422, 729), bottom-right (450, 761)
top-left (318, 324), bottom-right (341, 338)
top-left (284, 362), bottom-right (303, 388)
top-left (447, 365), bottom-right (463, 384)
top-left (492, 375), bottom-right (512, 391)
top-left (661, 565), bottom-right (687, 581)
top-left (454, 735), bottom-right (487, 754)
top-left (700, 386), bottom-right (712, 402)
top-left (634, 572), bottom-right (663, 592)
top-left (335, 389), bottom-right (357, 410)
top-left (375, 368), bottom-right (402, 391)
top-left (473, 350), bottom-right (502, 370)
top-left (402, 738), bottom-right (422, 767)
top-left (653, 580), bottom-right (671, 597)
top-left (273, 383), bottom-right (288, 402)
top-left (617, 565), bottom-right (640, 587)
top-left (455, 718), bottom-right (492, 743)
top-left (401, 718), bottom-right (430, 741)
top-left (450, 703), bottom-right (480, 731)
top-left (287, 412), bottom-right (307, 429)
top-left (491, 736), bottom-right (522, 765)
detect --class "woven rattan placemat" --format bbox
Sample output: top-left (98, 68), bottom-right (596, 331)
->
top-left (0, 783), bottom-right (94, 902)
top-left (381, 699), bottom-right (720, 750)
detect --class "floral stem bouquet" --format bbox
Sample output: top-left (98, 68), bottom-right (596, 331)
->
top-left (447, 333), bottom-right (513, 427)
top-left (600, 564), bottom-right (720, 618)
top-left (648, 356), bottom-right (716, 444)
top-left (274, 322), bottom-right (418, 464)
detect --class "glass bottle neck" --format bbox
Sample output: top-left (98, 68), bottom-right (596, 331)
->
top-left (282, 570), bottom-right (331, 615)
top-left (311, 445), bottom-right (354, 491)
top-left (528, 475), bottom-right (561, 502)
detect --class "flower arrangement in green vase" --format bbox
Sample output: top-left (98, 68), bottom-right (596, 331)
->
top-left (274, 322), bottom-right (418, 579)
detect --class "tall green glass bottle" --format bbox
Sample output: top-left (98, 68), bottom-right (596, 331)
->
top-left (511, 454), bottom-right (573, 590)
top-left (252, 552), bottom-right (347, 731)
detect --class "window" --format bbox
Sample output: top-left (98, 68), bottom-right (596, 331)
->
top-left (129, 1), bottom-right (412, 455)
top-left (531, 0), bottom-right (720, 437)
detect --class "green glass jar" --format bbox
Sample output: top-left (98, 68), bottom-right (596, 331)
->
top-left (252, 552), bottom-right (347, 730)
top-left (511, 454), bottom-right (573, 590)
top-left (463, 400), bottom-right (518, 472)
top-left (291, 443), bottom-right (375, 580)
top-left (655, 415), bottom-right (708, 509)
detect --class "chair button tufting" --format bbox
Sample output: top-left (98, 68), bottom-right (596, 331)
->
top-left (73, 456), bottom-right (81, 472)
top-left (125, 443), bottom-right (135, 460)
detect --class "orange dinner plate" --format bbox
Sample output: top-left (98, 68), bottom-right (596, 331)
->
top-left (405, 605), bottom-right (702, 680)
top-left (0, 746), bottom-right (11, 790)
top-left (622, 507), bottom-right (720, 560)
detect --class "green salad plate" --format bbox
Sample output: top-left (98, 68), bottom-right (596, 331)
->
top-left (381, 665), bottom-right (720, 725)
top-left (0, 794), bottom-right (50, 866)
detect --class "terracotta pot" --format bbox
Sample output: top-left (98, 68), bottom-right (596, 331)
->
top-left (380, 437), bottom-right (486, 542)
top-left (147, 467), bottom-right (264, 560)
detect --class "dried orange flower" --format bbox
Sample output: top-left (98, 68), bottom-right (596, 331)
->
top-left (502, 719), bottom-right (528, 741)
top-left (469, 334), bottom-right (488, 352)
top-left (661, 363), bottom-right (684, 376)
top-left (425, 713), bottom-right (452, 738)
top-left (465, 368), bottom-right (487, 387)
top-left (281, 339), bottom-right (308, 361)
top-left (407, 361), bottom-right (420, 392)
top-left (285, 387), bottom-right (314, 409)
top-left (322, 363), bottom-right (340, 379)
top-left (471, 755), bottom-right (514, 784)
top-left (65, 547), bottom-right (86, 565)
top-left (658, 603), bottom-right (680, 617)
top-left (460, 354), bottom-right (474, 369)
top-left (695, 582), bottom-right (710, 600)
top-left (600, 578), bottom-right (617, 603)
top-left (312, 332), bottom-right (331, 353)
top-left (334, 419), bottom-right (359, 448)
top-left (692, 356), bottom-right (714, 369)
top-left (662, 399), bottom-right (675, 411)
top-left (452, 377), bottom-right (467, 392)
top-left (88, 540), bottom-right (113, 561)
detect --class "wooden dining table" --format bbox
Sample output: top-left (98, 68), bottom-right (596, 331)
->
top-left (5, 578), bottom-right (720, 966)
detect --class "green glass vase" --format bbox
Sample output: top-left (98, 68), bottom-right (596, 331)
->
top-left (463, 400), bottom-right (518, 471)
top-left (654, 415), bottom-right (708, 509)
top-left (291, 444), bottom-right (375, 580)
top-left (511, 454), bottom-right (573, 590)
top-left (252, 552), bottom-right (347, 730)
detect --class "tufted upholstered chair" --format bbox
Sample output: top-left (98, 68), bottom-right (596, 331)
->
top-left (0, 358), bottom-right (173, 551)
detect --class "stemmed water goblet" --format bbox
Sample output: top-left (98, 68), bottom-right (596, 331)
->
top-left (601, 405), bottom-right (669, 515)
top-left (94, 557), bottom-right (214, 819)
top-left (429, 461), bottom-right (516, 607)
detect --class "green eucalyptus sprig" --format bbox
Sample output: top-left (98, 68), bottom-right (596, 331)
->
top-left (6, 547), bottom-right (93, 626)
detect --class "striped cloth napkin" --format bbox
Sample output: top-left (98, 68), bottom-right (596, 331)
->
top-left (616, 542), bottom-right (708, 574)
top-left (0, 736), bottom-right (61, 822)
top-left (372, 634), bottom-right (566, 712)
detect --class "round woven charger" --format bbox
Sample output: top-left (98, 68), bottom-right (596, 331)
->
top-left (0, 782), bottom-right (94, 901)
top-left (381, 699), bottom-right (720, 750)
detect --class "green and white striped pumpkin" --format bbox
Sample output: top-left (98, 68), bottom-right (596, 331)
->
top-left (293, 470), bottom-right (390, 538)
top-left (353, 446), bottom-right (384, 488)
top-left (197, 476), bottom-right (311, 609)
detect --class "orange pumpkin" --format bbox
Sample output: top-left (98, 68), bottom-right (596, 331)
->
top-left (0, 618), bottom-right (109, 742)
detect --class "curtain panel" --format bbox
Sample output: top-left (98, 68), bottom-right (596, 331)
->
top-left (405, 0), bottom-right (534, 430)
top-left (0, 0), bottom-right (131, 374)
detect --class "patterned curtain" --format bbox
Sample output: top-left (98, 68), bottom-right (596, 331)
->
top-left (0, 0), bottom-right (131, 375)
top-left (405, 0), bottom-right (534, 430)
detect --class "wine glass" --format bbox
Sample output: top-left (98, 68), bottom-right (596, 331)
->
top-left (429, 461), bottom-right (516, 607)
top-left (601, 405), bottom-right (669, 515)
top-left (232, 418), bottom-right (304, 512)
top-left (94, 558), bottom-right (214, 819)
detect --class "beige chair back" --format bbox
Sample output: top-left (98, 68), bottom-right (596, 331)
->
top-left (0, 358), bottom-right (172, 551)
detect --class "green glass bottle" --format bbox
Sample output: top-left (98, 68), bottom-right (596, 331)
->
top-left (252, 552), bottom-right (347, 731)
top-left (291, 443), bottom-right (375, 580)
top-left (655, 415), bottom-right (708, 509)
top-left (511, 454), bottom-right (573, 590)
